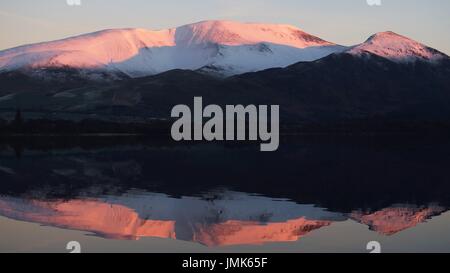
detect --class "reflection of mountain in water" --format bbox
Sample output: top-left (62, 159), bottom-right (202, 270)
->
top-left (1, 136), bottom-right (450, 246)
top-left (2, 136), bottom-right (450, 212)
top-left (351, 205), bottom-right (446, 235)
top-left (0, 191), bottom-right (445, 246)
top-left (0, 191), bottom-right (342, 246)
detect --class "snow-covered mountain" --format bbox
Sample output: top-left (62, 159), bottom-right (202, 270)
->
top-left (0, 20), bottom-right (345, 77)
top-left (1, 21), bottom-right (447, 79)
top-left (348, 31), bottom-right (448, 62)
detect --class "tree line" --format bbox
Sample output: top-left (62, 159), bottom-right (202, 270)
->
top-left (0, 109), bottom-right (171, 135)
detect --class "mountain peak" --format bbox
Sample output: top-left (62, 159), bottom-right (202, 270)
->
top-left (348, 31), bottom-right (448, 62)
top-left (367, 31), bottom-right (404, 40)
top-left (176, 20), bottom-right (334, 48)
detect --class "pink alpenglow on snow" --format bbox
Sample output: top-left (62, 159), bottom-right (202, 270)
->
top-left (1, 21), bottom-right (447, 78)
top-left (175, 20), bottom-right (334, 48)
top-left (348, 31), bottom-right (448, 62)
top-left (0, 20), bottom-right (344, 77)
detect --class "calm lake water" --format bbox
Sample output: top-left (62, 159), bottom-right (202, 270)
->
top-left (0, 135), bottom-right (449, 253)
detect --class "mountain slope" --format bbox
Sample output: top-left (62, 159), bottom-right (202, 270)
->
top-left (2, 51), bottom-right (449, 127)
top-left (0, 20), bottom-right (345, 77)
top-left (348, 31), bottom-right (448, 62)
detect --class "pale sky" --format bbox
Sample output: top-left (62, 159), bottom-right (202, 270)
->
top-left (1, 0), bottom-right (449, 54)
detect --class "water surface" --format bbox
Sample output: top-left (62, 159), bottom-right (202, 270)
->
top-left (0, 136), bottom-right (449, 253)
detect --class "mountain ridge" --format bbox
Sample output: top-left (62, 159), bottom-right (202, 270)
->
top-left (0, 20), bottom-right (345, 77)
top-left (1, 21), bottom-right (447, 78)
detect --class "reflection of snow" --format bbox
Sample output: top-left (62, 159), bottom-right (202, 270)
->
top-left (0, 191), bottom-right (344, 245)
top-left (0, 93), bottom-right (15, 102)
top-left (350, 205), bottom-right (446, 235)
top-left (0, 192), bottom-right (447, 246)
top-left (0, 165), bottom-right (15, 175)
